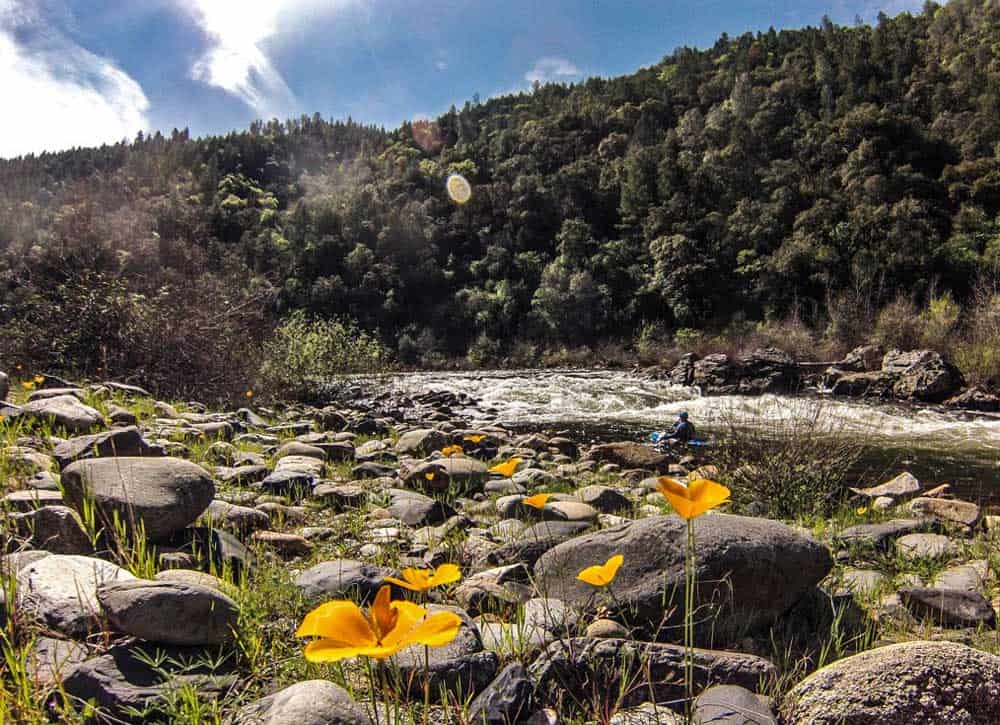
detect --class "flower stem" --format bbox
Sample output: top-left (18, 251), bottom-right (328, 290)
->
top-left (685, 517), bottom-right (695, 725)
top-left (365, 659), bottom-right (381, 725)
top-left (422, 644), bottom-right (431, 725)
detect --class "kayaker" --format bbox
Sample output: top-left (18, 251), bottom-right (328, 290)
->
top-left (663, 411), bottom-right (695, 445)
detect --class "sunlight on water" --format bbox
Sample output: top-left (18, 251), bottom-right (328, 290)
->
top-left (391, 369), bottom-right (1000, 442)
top-left (389, 369), bottom-right (1000, 501)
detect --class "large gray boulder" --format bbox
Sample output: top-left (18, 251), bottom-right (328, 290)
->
top-left (295, 559), bottom-right (396, 604)
top-left (61, 457), bottom-right (215, 542)
top-left (533, 514), bottom-right (831, 639)
top-left (7, 505), bottom-right (94, 555)
top-left (529, 637), bottom-right (776, 710)
top-left (20, 394), bottom-right (103, 433)
top-left (16, 554), bottom-right (136, 636)
top-left (395, 428), bottom-right (448, 456)
top-left (585, 442), bottom-right (670, 472)
top-left (98, 579), bottom-right (239, 645)
top-left (780, 641), bottom-right (1000, 724)
top-left (231, 680), bottom-right (371, 725)
top-left (62, 642), bottom-right (237, 719)
top-left (883, 349), bottom-right (963, 402)
top-left (0, 370), bottom-right (8, 400)
top-left (53, 426), bottom-right (164, 468)
top-left (388, 604), bottom-right (499, 699)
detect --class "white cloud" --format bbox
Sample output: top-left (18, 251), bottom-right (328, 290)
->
top-left (0, 2), bottom-right (150, 158)
top-left (524, 56), bottom-right (582, 85)
top-left (181, 0), bottom-right (297, 118)
top-left (179, 0), bottom-right (360, 118)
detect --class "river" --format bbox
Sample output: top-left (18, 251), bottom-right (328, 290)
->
top-left (388, 369), bottom-right (1000, 506)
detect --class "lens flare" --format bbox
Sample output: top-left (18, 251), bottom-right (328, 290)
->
top-left (446, 174), bottom-right (472, 204)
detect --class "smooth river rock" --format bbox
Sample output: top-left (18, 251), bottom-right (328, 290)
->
top-left (98, 579), bottom-right (240, 645)
top-left (533, 514), bottom-right (831, 639)
top-left (16, 554), bottom-right (136, 636)
top-left (20, 394), bottom-right (104, 433)
top-left (529, 637), bottom-right (777, 709)
top-left (61, 457), bottom-right (215, 542)
top-left (231, 680), bottom-right (371, 725)
top-left (780, 640), bottom-right (1000, 724)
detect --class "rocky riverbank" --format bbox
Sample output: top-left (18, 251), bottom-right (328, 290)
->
top-left (1, 372), bottom-right (999, 724)
top-left (658, 344), bottom-right (1000, 411)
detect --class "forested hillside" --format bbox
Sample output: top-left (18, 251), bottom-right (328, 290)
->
top-left (4, 0), bottom-right (1000, 398)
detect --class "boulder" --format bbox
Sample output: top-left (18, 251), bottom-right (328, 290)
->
top-left (53, 426), bottom-right (164, 468)
top-left (62, 642), bottom-right (237, 719)
top-left (908, 496), bottom-right (981, 528)
top-left (486, 521), bottom-right (591, 567)
top-left (944, 386), bottom-right (1000, 412)
top-left (667, 353), bottom-right (697, 386)
top-left (274, 441), bottom-right (327, 462)
top-left (693, 684), bottom-right (776, 724)
top-left (167, 526), bottom-right (253, 578)
top-left (898, 587), bottom-right (997, 628)
top-left (388, 604), bottom-right (499, 699)
top-left (836, 519), bottom-right (927, 551)
top-left (850, 472), bottom-right (921, 500)
top-left (387, 488), bottom-right (456, 527)
top-left (16, 554), bottom-right (136, 636)
top-left (837, 345), bottom-right (884, 372)
top-left (828, 371), bottom-right (895, 398)
top-left (199, 499), bottom-right (270, 535)
top-left (691, 354), bottom-right (736, 392)
top-left (883, 349), bottom-right (963, 402)
top-left (7, 505), bottom-right (94, 555)
top-left (895, 533), bottom-right (956, 559)
top-left (61, 457), bottom-right (215, 542)
top-left (3, 488), bottom-right (64, 511)
top-left (576, 485), bottom-right (631, 513)
top-left (395, 428), bottom-right (448, 456)
top-left (231, 680), bottom-right (371, 725)
top-left (0, 370), bottom-right (7, 400)
top-left (529, 638), bottom-right (776, 710)
top-left (586, 443), bottom-right (670, 473)
top-left (533, 514), bottom-right (831, 639)
top-left (295, 559), bottom-right (396, 604)
top-left (20, 394), bottom-right (103, 433)
top-left (98, 579), bottom-right (239, 645)
top-left (780, 640), bottom-right (1000, 724)
top-left (28, 636), bottom-right (90, 689)
top-left (735, 347), bottom-right (799, 394)
top-left (466, 663), bottom-right (533, 725)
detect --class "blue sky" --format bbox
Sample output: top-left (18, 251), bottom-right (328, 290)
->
top-left (0, 0), bottom-right (925, 158)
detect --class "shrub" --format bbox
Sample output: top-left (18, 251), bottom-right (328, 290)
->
top-left (873, 297), bottom-right (923, 351)
top-left (920, 293), bottom-right (961, 350)
top-left (256, 311), bottom-right (389, 402)
top-left (711, 399), bottom-right (870, 519)
top-left (953, 282), bottom-right (1000, 387)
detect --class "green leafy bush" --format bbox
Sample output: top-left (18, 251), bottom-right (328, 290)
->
top-left (257, 311), bottom-right (389, 402)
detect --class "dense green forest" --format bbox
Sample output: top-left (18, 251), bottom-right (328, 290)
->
top-left (5, 0), bottom-right (1000, 398)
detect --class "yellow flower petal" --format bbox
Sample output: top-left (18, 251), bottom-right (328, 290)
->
top-left (429, 563), bottom-right (462, 587)
top-left (657, 477), bottom-right (730, 519)
top-left (576, 554), bottom-right (624, 587)
top-left (370, 585), bottom-right (399, 640)
top-left (304, 640), bottom-right (404, 662)
top-left (522, 493), bottom-right (551, 509)
top-left (398, 611), bottom-right (463, 649)
top-left (295, 600), bottom-right (376, 645)
top-left (381, 600), bottom-right (430, 647)
top-left (424, 472), bottom-right (436, 481)
top-left (488, 457), bottom-right (522, 478)
top-left (441, 445), bottom-right (463, 457)
top-left (463, 435), bottom-right (485, 444)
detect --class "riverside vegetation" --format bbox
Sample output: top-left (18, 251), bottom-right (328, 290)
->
top-left (1, 370), bottom-right (999, 724)
top-left (11, 1), bottom-right (1000, 400)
